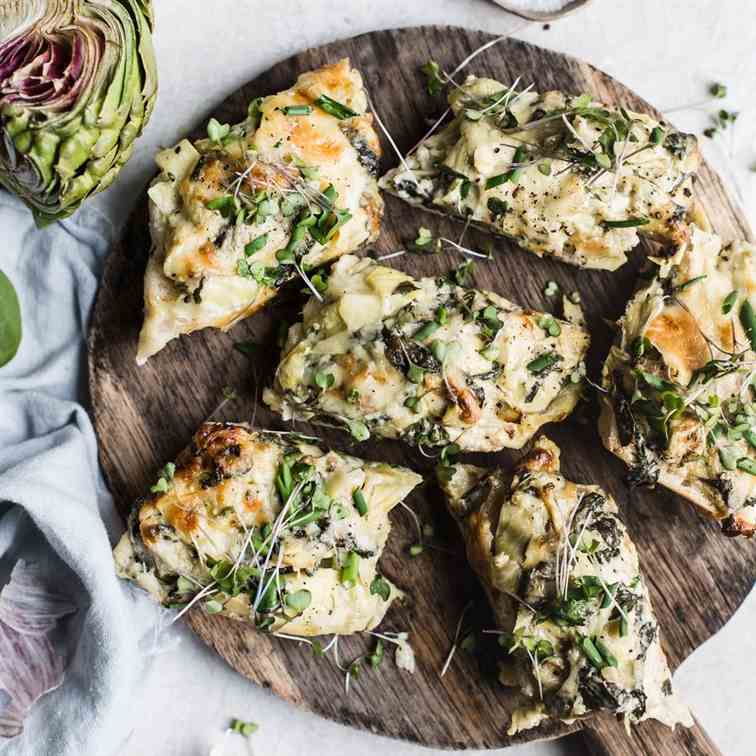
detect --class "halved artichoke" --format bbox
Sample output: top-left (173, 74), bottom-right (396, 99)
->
top-left (0, 0), bottom-right (157, 225)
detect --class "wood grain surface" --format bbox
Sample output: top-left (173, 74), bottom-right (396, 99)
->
top-left (88, 26), bottom-right (754, 753)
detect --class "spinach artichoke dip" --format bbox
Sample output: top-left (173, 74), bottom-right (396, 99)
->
top-left (114, 423), bottom-right (422, 636)
top-left (137, 59), bottom-right (383, 363)
top-left (380, 77), bottom-right (700, 271)
top-left (600, 226), bottom-right (756, 537)
top-left (263, 255), bottom-right (589, 452)
top-left (438, 436), bottom-right (691, 735)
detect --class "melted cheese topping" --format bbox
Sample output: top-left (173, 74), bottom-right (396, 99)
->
top-left (263, 255), bottom-right (589, 452)
top-left (439, 437), bottom-right (691, 734)
top-left (600, 227), bottom-right (756, 536)
top-left (380, 77), bottom-right (699, 271)
top-left (137, 59), bottom-right (383, 364)
top-left (113, 423), bottom-right (421, 636)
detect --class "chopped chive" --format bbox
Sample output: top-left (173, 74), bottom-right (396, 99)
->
top-left (650, 126), bottom-right (665, 145)
top-left (595, 638), bottom-right (618, 668)
top-left (340, 551), bottom-right (360, 587)
top-left (739, 300), bottom-right (756, 351)
top-left (404, 395), bottom-right (419, 411)
top-left (600, 582), bottom-right (618, 609)
top-left (537, 315), bottom-right (561, 337)
top-left (407, 364), bottom-right (424, 384)
top-left (527, 352), bottom-right (560, 374)
top-left (437, 305), bottom-right (448, 325)
top-left (353, 488), bottom-right (368, 517)
top-left (245, 233), bottom-right (268, 256)
top-left (314, 94), bottom-right (357, 120)
top-left (722, 290), bottom-right (738, 315)
top-left (603, 217), bottom-right (650, 229)
top-left (282, 105), bottom-right (313, 116)
top-left (674, 274), bottom-right (707, 292)
top-left (414, 321), bottom-right (440, 341)
top-left (579, 636), bottom-right (604, 669)
top-left (737, 457), bottom-right (756, 476)
top-left (430, 340), bottom-right (447, 363)
top-left (620, 616), bottom-right (629, 637)
top-left (285, 589), bottom-right (312, 613)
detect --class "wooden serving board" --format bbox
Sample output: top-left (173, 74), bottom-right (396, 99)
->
top-left (89, 26), bottom-right (755, 754)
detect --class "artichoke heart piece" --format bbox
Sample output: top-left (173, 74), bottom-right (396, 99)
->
top-left (263, 254), bottom-right (590, 452)
top-left (600, 226), bottom-right (756, 537)
top-left (137, 58), bottom-right (383, 364)
top-left (0, 0), bottom-right (158, 225)
top-left (113, 422), bottom-right (422, 637)
top-left (437, 436), bottom-right (692, 735)
top-left (380, 78), bottom-right (700, 270)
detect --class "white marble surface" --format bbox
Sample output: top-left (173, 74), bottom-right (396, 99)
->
top-left (112, 1), bottom-right (756, 754)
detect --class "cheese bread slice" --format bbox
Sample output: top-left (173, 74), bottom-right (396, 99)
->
top-left (264, 255), bottom-right (589, 452)
top-left (113, 423), bottom-right (421, 636)
top-left (438, 437), bottom-right (691, 735)
top-left (380, 77), bottom-right (699, 270)
top-left (137, 59), bottom-right (383, 364)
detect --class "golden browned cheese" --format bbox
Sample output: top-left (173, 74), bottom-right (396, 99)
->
top-left (381, 78), bottom-right (699, 270)
top-left (113, 423), bottom-right (422, 637)
top-left (264, 255), bottom-right (590, 452)
top-left (438, 437), bottom-right (691, 735)
top-left (600, 227), bottom-right (756, 536)
top-left (138, 59), bottom-right (383, 364)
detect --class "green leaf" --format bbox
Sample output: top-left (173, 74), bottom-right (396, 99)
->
top-left (352, 488), bottom-right (368, 517)
top-left (737, 457), bottom-right (756, 476)
top-left (205, 600), bottom-right (224, 614)
top-left (0, 270), bottom-right (22, 367)
top-left (314, 370), bottom-right (335, 391)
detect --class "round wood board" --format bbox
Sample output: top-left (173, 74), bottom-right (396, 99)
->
top-left (89, 26), bottom-right (755, 753)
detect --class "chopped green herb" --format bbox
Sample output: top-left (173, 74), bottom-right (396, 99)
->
top-left (282, 105), bottom-right (312, 116)
top-left (230, 718), bottom-right (258, 737)
top-left (674, 274), bottom-right (707, 292)
top-left (413, 320), bottom-right (440, 341)
top-left (245, 234), bottom-right (268, 256)
top-left (436, 305), bottom-right (449, 325)
top-left (710, 82), bottom-right (727, 99)
top-left (420, 60), bottom-right (444, 97)
top-left (650, 126), bottom-right (665, 145)
top-left (527, 352), bottom-right (560, 374)
top-left (404, 395), bottom-right (419, 411)
top-left (414, 227), bottom-right (433, 247)
top-left (430, 340), bottom-right (447, 363)
top-left (347, 388), bottom-right (360, 403)
top-left (409, 543), bottom-right (424, 557)
top-left (369, 639), bottom-right (385, 668)
top-left (206, 117), bottom-right (230, 143)
top-left (314, 370), bottom-right (335, 391)
top-left (722, 290), bottom-right (738, 315)
top-left (537, 315), bottom-right (561, 337)
top-left (737, 457), bottom-right (756, 476)
top-left (340, 551), bottom-right (360, 587)
top-left (579, 635), bottom-right (604, 668)
top-left (739, 300), bottom-right (756, 351)
top-left (602, 217), bottom-right (650, 229)
top-left (346, 419), bottom-right (370, 441)
top-left (285, 589), bottom-right (312, 613)
top-left (314, 94), bottom-right (357, 120)
top-left (407, 364), bottom-right (425, 383)
top-left (537, 160), bottom-right (552, 176)
top-left (370, 575), bottom-right (391, 601)
top-left (485, 146), bottom-right (527, 188)
top-left (450, 260), bottom-right (474, 287)
top-left (595, 638), bottom-right (618, 668)
top-left (353, 488), bottom-right (368, 517)
top-left (205, 599), bottom-right (223, 614)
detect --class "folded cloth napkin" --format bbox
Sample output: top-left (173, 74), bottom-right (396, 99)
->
top-left (0, 194), bottom-right (161, 756)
